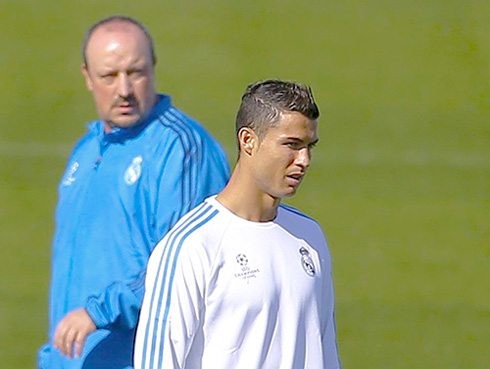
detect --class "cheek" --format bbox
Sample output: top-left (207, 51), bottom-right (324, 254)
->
top-left (261, 153), bottom-right (291, 175)
top-left (92, 87), bottom-right (114, 107)
top-left (274, 150), bottom-right (295, 169)
top-left (134, 78), bottom-right (153, 96)
top-left (286, 155), bottom-right (297, 167)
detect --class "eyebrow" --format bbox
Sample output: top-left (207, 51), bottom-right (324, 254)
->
top-left (99, 70), bottom-right (118, 76)
top-left (284, 137), bottom-right (319, 145)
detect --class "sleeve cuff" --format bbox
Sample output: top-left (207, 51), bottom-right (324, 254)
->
top-left (85, 297), bottom-right (110, 328)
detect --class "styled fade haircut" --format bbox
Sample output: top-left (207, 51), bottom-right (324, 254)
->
top-left (81, 15), bottom-right (156, 66)
top-left (236, 79), bottom-right (319, 142)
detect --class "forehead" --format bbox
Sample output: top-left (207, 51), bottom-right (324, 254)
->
top-left (85, 22), bottom-right (152, 67)
top-left (266, 112), bottom-right (318, 140)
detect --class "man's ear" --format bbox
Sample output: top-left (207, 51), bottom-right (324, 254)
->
top-left (81, 63), bottom-right (93, 92)
top-left (238, 127), bottom-right (258, 157)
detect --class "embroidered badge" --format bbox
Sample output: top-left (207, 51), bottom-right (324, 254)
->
top-left (299, 246), bottom-right (316, 276)
top-left (62, 161), bottom-right (79, 186)
top-left (234, 254), bottom-right (260, 282)
top-left (124, 156), bottom-right (143, 185)
top-left (236, 254), bottom-right (248, 266)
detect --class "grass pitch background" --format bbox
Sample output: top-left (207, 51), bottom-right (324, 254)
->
top-left (1, 0), bottom-right (489, 367)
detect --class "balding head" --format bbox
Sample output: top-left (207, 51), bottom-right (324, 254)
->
top-left (82, 16), bottom-right (156, 67)
top-left (81, 16), bottom-right (158, 131)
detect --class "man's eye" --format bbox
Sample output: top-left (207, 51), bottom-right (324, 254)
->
top-left (286, 142), bottom-right (301, 149)
top-left (129, 70), bottom-right (143, 76)
top-left (101, 73), bottom-right (117, 82)
top-left (128, 70), bottom-right (146, 80)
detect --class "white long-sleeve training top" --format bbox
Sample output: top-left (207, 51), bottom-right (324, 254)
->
top-left (135, 196), bottom-right (341, 369)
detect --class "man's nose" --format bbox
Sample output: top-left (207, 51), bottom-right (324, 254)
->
top-left (116, 73), bottom-right (132, 97)
top-left (296, 147), bottom-right (311, 169)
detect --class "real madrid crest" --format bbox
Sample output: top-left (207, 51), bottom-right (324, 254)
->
top-left (62, 161), bottom-right (79, 186)
top-left (124, 156), bottom-right (143, 185)
top-left (299, 246), bottom-right (316, 277)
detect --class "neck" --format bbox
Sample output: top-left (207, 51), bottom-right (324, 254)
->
top-left (216, 161), bottom-right (281, 222)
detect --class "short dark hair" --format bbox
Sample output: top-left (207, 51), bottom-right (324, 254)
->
top-left (82, 15), bottom-right (156, 66)
top-left (236, 79), bottom-right (319, 141)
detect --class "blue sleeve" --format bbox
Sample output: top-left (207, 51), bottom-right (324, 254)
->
top-left (85, 269), bottom-right (146, 329)
top-left (84, 129), bottom-right (229, 329)
top-left (150, 124), bottom-right (230, 242)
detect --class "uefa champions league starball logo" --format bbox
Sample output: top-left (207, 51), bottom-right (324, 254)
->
top-left (236, 254), bottom-right (248, 266)
top-left (234, 253), bottom-right (260, 283)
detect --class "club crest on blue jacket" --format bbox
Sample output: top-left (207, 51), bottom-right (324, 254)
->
top-left (124, 156), bottom-right (143, 185)
top-left (62, 161), bottom-right (79, 186)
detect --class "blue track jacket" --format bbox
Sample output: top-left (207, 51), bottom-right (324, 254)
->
top-left (38, 95), bottom-right (230, 369)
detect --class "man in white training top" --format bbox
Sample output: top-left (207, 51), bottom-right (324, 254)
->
top-left (134, 79), bottom-right (341, 369)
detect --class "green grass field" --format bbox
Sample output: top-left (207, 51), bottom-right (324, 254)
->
top-left (1, 0), bottom-right (489, 367)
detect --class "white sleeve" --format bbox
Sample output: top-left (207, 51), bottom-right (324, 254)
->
top-left (319, 232), bottom-right (342, 368)
top-left (322, 273), bottom-right (341, 368)
top-left (134, 230), bottom-right (211, 369)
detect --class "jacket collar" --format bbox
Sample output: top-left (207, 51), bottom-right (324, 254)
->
top-left (88, 94), bottom-right (172, 143)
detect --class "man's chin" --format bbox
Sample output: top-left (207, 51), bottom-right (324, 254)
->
top-left (281, 191), bottom-right (297, 199)
top-left (106, 115), bottom-right (143, 130)
top-left (272, 186), bottom-right (298, 200)
top-left (284, 184), bottom-right (301, 198)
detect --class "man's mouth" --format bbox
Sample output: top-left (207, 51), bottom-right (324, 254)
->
top-left (286, 173), bottom-right (304, 185)
top-left (115, 102), bottom-right (136, 114)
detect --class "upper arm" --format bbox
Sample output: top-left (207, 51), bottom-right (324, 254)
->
top-left (318, 227), bottom-right (341, 368)
top-left (135, 225), bottom-right (213, 369)
top-left (149, 132), bottom-right (195, 243)
top-left (149, 127), bottom-right (229, 244)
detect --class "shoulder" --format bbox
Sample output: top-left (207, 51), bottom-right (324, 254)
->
top-left (278, 203), bottom-right (322, 229)
top-left (177, 200), bottom-right (229, 244)
top-left (153, 200), bottom-right (230, 261)
top-left (277, 204), bottom-right (332, 265)
top-left (277, 204), bottom-right (326, 241)
top-left (141, 97), bottom-right (229, 177)
top-left (68, 121), bottom-right (101, 158)
top-left (149, 98), bottom-right (201, 137)
top-left (150, 99), bottom-right (224, 153)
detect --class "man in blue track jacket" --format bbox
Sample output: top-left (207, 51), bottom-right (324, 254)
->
top-left (38, 16), bottom-right (230, 369)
